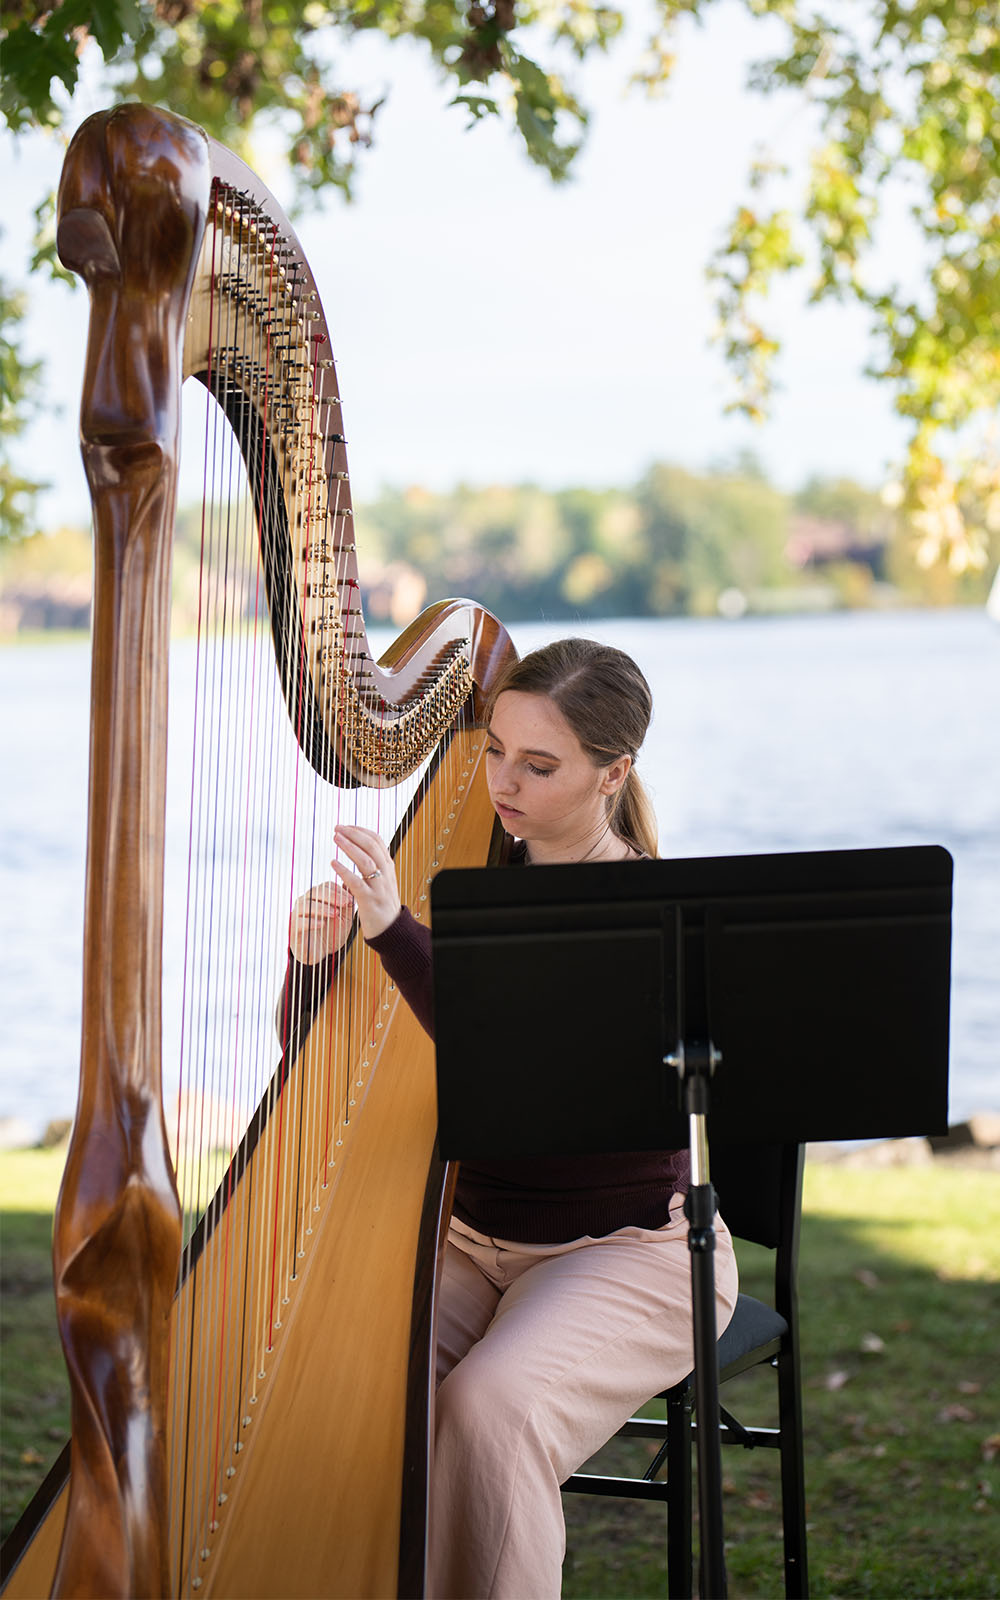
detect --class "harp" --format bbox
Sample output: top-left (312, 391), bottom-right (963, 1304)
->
top-left (2, 103), bottom-right (514, 1599)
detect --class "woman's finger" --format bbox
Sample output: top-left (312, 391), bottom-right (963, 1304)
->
top-left (329, 827), bottom-right (400, 939)
top-left (335, 823), bottom-right (386, 854)
top-left (306, 881), bottom-right (350, 905)
top-left (332, 838), bottom-right (384, 889)
top-left (291, 888), bottom-right (352, 925)
top-left (292, 879), bottom-right (350, 906)
top-left (289, 881), bottom-right (357, 962)
top-left (334, 824), bottom-right (390, 875)
top-left (329, 856), bottom-right (391, 906)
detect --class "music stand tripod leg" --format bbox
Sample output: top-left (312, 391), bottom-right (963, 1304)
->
top-left (669, 1041), bottom-right (727, 1600)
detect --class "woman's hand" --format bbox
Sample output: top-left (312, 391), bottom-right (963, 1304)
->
top-left (288, 882), bottom-right (356, 964)
top-left (329, 824), bottom-right (402, 942)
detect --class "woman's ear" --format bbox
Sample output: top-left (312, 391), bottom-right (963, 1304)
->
top-left (600, 754), bottom-right (632, 796)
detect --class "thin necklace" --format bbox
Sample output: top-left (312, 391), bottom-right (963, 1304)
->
top-left (526, 823), bottom-right (630, 866)
top-left (578, 822), bottom-right (615, 863)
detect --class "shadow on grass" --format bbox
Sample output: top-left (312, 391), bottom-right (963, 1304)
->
top-left (562, 1201), bottom-right (998, 1600)
top-left (1, 1210), bottom-right (68, 1547)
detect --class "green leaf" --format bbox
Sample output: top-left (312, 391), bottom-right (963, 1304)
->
top-left (450, 93), bottom-right (501, 124)
top-left (57, 0), bottom-right (148, 62)
top-left (0, 23), bottom-right (82, 127)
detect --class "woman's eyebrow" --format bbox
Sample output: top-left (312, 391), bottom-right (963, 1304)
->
top-left (485, 725), bottom-right (560, 762)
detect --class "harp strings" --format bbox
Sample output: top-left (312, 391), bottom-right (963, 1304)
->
top-left (160, 179), bottom-right (461, 1595)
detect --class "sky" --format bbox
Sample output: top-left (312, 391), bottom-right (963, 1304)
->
top-left (4, 0), bottom-right (915, 531)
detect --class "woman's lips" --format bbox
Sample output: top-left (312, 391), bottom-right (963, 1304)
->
top-left (494, 802), bottom-right (523, 820)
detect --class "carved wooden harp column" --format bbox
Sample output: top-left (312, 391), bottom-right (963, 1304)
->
top-left (3, 103), bottom-right (514, 1600)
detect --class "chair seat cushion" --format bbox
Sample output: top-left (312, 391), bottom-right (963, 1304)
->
top-left (717, 1292), bottom-right (787, 1369)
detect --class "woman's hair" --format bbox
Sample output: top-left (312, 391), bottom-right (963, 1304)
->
top-left (486, 637), bottom-right (659, 858)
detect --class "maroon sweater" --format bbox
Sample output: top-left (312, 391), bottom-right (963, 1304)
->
top-left (369, 907), bottom-right (690, 1243)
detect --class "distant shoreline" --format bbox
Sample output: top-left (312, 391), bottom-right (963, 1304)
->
top-left (1, 597), bottom-right (994, 654)
top-left (4, 1115), bottom-right (998, 1171)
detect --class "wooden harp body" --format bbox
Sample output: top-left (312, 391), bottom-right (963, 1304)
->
top-left (2, 103), bottom-right (514, 1600)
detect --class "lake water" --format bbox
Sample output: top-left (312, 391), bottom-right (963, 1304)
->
top-left (1, 607), bottom-right (997, 1140)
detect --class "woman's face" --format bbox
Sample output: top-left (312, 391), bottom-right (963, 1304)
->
top-left (485, 690), bottom-right (629, 855)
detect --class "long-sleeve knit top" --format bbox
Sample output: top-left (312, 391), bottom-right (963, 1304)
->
top-left (368, 907), bottom-right (690, 1243)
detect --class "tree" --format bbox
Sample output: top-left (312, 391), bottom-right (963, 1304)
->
top-left (1, 0), bottom-right (621, 540)
top-left (669, 0), bottom-right (999, 573)
top-left (1, 1), bottom-right (613, 194)
top-left (2, 0), bottom-right (998, 563)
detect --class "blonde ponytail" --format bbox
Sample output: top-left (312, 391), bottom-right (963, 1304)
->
top-left (613, 767), bottom-right (659, 859)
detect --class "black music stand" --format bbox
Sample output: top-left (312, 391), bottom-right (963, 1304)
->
top-left (430, 845), bottom-right (952, 1598)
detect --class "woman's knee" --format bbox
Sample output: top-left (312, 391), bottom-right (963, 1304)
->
top-left (436, 1350), bottom-right (532, 1452)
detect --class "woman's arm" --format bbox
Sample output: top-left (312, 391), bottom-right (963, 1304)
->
top-left (331, 825), bottom-right (433, 1037)
top-left (366, 909), bottom-right (434, 1038)
top-left (276, 879), bottom-right (354, 1048)
top-left (275, 948), bottom-right (335, 1053)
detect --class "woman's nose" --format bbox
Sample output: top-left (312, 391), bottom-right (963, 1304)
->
top-left (492, 758), bottom-right (517, 795)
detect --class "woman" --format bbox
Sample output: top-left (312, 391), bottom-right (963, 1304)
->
top-left (287, 638), bottom-right (738, 1600)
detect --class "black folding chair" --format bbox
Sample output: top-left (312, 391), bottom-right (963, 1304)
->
top-left (562, 1141), bottom-right (808, 1598)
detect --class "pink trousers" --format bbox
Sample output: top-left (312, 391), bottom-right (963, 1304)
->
top-left (428, 1202), bottom-right (739, 1599)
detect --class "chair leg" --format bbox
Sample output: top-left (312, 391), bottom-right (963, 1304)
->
top-left (777, 1347), bottom-right (809, 1598)
top-left (665, 1387), bottom-right (693, 1598)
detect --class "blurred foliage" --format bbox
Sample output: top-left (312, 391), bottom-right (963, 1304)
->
top-left (4, 457), bottom-right (996, 633)
top-left (664, 0), bottom-right (1000, 574)
top-left (0, 268), bottom-right (48, 542)
top-left (0, 0), bottom-right (620, 536)
top-left (0, 519), bottom-right (93, 578)
top-left (4, 455), bottom-right (996, 633)
top-left (2, 1), bottom-right (998, 566)
top-left (351, 460), bottom-right (996, 621)
top-left (0, 0), bottom-right (614, 193)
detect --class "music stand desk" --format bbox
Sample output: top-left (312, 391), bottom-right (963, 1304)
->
top-left (430, 844), bottom-right (952, 1596)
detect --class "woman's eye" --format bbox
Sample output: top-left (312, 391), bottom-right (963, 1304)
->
top-left (527, 763), bottom-right (553, 778)
top-left (485, 745), bottom-right (501, 760)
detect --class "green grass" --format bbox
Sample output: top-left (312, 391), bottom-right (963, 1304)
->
top-left (564, 1164), bottom-right (1000, 1598)
top-left (3, 1154), bottom-right (998, 1594)
top-left (0, 1150), bottom-right (68, 1214)
top-left (1, 1150), bottom-right (70, 1541)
